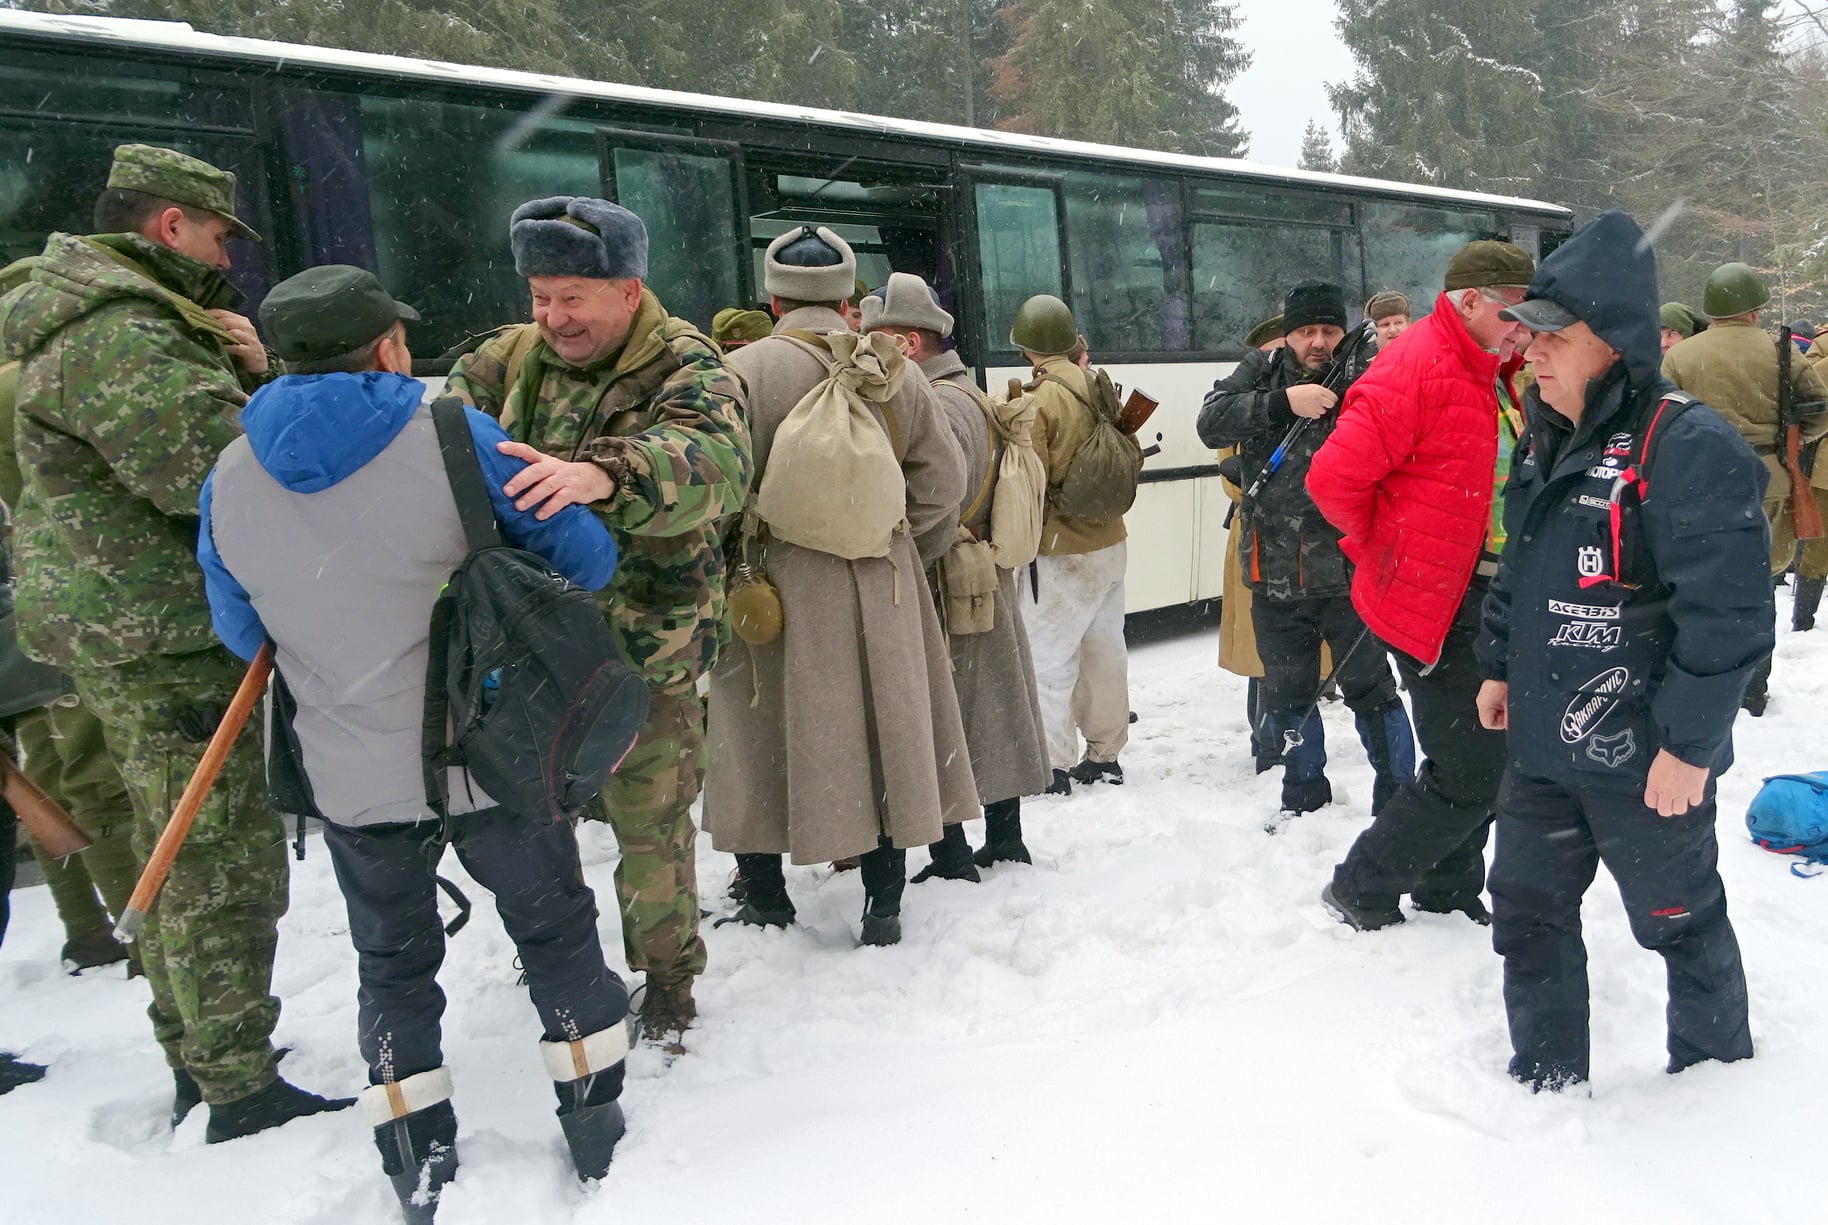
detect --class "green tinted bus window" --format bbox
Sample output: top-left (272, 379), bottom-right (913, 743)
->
top-left (1192, 221), bottom-right (1347, 352)
top-left (974, 181), bottom-right (1063, 356)
top-left (609, 144), bottom-right (742, 330)
top-left (1361, 201), bottom-right (1499, 314)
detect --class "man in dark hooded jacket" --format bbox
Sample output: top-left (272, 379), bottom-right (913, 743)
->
top-left (1474, 211), bottom-right (1769, 1091)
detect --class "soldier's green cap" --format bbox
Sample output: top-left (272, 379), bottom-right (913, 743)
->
top-left (1243, 314), bottom-right (1285, 348)
top-left (107, 144), bottom-right (259, 241)
top-left (1659, 302), bottom-right (1702, 338)
top-left (259, 265), bottom-right (420, 362)
top-left (1444, 239), bottom-right (1534, 291)
top-left (712, 307), bottom-right (772, 347)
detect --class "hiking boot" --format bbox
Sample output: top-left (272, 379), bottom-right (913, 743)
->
top-left (0, 1053), bottom-right (46, 1095)
top-left (553, 1074), bottom-right (625, 1182)
top-left (912, 823), bottom-right (981, 883)
top-left (61, 927), bottom-right (130, 973)
top-left (973, 797), bottom-right (1032, 868)
top-left (1069, 758), bottom-right (1124, 786)
top-left (1320, 882), bottom-right (1405, 932)
top-left (859, 838), bottom-right (905, 947)
top-left (205, 1076), bottom-right (356, 1143)
top-left (1280, 776), bottom-right (1333, 815)
top-left (171, 1067), bottom-right (203, 1129)
top-left (715, 853), bottom-right (796, 928)
top-left (372, 1097), bottom-right (458, 1225)
top-left (1414, 896), bottom-right (1493, 926)
top-left (1045, 768), bottom-right (1071, 796)
top-left (637, 977), bottom-right (697, 1047)
top-left (1796, 576), bottom-right (1825, 631)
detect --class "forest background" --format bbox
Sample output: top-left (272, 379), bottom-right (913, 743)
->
top-left (30, 0), bottom-right (1828, 313)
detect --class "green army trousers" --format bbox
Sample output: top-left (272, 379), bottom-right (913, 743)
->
top-left (73, 647), bottom-right (287, 1104)
top-left (17, 696), bottom-right (141, 941)
top-left (589, 682), bottom-right (708, 985)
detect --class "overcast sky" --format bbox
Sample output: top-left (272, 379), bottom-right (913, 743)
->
top-left (1228, 0), bottom-right (1360, 168)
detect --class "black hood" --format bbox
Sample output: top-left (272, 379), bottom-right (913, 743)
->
top-left (1524, 210), bottom-right (1663, 389)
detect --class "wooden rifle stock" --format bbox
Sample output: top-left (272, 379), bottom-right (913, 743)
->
top-left (1778, 327), bottom-right (1825, 541)
top-left (1119, 388), bottom-right (1159, 434)
top-left (1, 751), bottom-right (91, 859)
top-left (114, 643), bottom-right (273, 943)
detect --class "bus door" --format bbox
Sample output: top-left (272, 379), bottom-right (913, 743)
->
top-left (743, 156), bottom-right (951, 321)
top-left (956, 167), bottom-right (1071, 378)
top-left (597, 129), bottom-right (749, 332)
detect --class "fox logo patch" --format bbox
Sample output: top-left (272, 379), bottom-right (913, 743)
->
top-left (1585, 729), bottom-right (1637, 769)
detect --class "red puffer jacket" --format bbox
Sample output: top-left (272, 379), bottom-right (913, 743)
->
top-left (1306, 294), bottom-right (1522, 666)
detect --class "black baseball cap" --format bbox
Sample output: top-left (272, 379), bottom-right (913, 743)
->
top-left (259, 265), bottom-right (421, 362)
top-left (1499, 297), bottom-right (1580, 332)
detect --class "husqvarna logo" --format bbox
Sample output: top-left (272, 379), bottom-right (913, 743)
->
top-left (1577, 546), bottom-right (1605, 579)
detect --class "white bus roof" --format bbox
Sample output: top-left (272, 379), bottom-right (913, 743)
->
top-left (0, 10), bottom-right (1571, 220)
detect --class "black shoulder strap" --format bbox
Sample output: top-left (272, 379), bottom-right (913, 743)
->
top-left (431, 397), bottom-right (504, 554)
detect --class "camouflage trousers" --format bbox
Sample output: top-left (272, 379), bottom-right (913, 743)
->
top-left (16, 696), bottom-right (141, 941)
top-left (586, 682), bottom-right (707, 984)
top-left (72, 648), bottom-right (288, 1104)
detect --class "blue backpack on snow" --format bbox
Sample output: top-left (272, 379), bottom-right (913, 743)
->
top-left (1746, 772), bottom-right (1828, 876)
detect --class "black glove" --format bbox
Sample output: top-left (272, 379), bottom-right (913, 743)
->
top-left (172, 704), bottom-right (223, 744)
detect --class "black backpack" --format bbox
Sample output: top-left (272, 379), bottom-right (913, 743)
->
top-left (423, 398), bottom-right (649, 821)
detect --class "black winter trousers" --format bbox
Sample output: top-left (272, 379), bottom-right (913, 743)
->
top-left (1251, 593), bottom-right (1398, 718)
top-left (1331, 584), bottom-right (1505, 908)
top-left (323, 809), bottom-right (628, 1087)
top-left (1489, 772), bottom-right (1752, 1088)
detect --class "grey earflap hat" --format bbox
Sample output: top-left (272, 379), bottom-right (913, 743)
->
top-left (510, 196), bottom-right (648, 281)
top-left (764, 225), bottom-right (856, 303)
top-left (860, 272), bottom-right (953, 338)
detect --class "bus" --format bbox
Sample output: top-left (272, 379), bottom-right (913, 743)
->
top-left (0, 10), bottom-right (1573, 614)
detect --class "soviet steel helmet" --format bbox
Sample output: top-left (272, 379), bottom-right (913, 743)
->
top-left (1703, 262), bottom-right (1771, 319)
top-left (1009, 294), bottom-right (1080, 355)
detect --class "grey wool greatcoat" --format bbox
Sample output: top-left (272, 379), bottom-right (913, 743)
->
top-left (921, 350), bottom-right (1051, 807)
top-left (704, 307), bottom-right (980, 863)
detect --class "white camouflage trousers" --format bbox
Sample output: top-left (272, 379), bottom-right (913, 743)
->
top-left (1021, 542), bottom-right (1131, 770)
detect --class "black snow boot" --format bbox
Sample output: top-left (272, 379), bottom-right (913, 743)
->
top-left (205, 1076), bottom-right (356, 1144)
top-left (0, 1053), bottom-right (46, 1095)
top-left (1795, 576), bottom-right (1825, 631)
top-left (61, 927), bottom-right (130, 973)
top-left (974, 797), bottom-right (1032, 868)
top-left (1413, 896), bottom-right (1493, 926)
top-left (858, 838), bottom-right (906, 947)
top-left (1320, 882), bottom-right (1405, 932)
top-left (1069, 758), bottom-right (1124, 786)
top-left (554, 1072), bottom-right (626, 1182)
top-left (375, 1100), bottom-right (459, 1224)
top-left (1045, 768), bottom-right (1071, 796)
top-left (1742, 655), bottom-right (1772, 717)
top-left (171, 1067), bottom-right (203, 1128)
top-left (912, 823), bottom-right (981, 883)
top-left (716, 853), bottom-right (796, 928)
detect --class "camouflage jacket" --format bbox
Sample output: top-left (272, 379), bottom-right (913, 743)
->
top-left (0, 233), bottom-right (256, 667)
top-left (445, 289), bottom-right (752, 691)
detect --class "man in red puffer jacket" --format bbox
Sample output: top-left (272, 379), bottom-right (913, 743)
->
top-left (1307, 239), bottom-right (1535, 932)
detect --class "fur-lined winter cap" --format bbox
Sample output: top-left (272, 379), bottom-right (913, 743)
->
top-left (510, 196), bottom-right (648, 281)
top-left (860, 272), bottom-right (954, 338)
top-left (763, 225), bottom-right (856, 303)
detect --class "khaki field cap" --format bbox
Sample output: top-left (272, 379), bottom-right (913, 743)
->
top-left (711, 308), bottom-right (773, 347)
top-left (107, 143), bottom-right (259, 241)
top-left (860, 272), bottom-right (954, 338)
top-left (1443, 239), bottom-right (1533, 291)
top-left (1243, 314), bottom-right (1285, 348)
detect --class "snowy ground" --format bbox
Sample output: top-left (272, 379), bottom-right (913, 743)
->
top-left (5, 604), bottom-right (1827, 1225)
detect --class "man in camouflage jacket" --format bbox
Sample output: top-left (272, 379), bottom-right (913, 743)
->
top-left (0, 145), bottom-right (351, 1139)
top-left (445, 196), bottom-right (751, 1043)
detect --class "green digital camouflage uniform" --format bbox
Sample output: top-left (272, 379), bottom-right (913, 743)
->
top-left (0, 224), bottom-right (287, 1104)
top-left (445, 289), bottom-right (751, 987)
top-left (0, 356), bottom-right (140, 945)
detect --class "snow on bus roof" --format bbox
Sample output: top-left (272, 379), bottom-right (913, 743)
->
top-left (0, 10), bottom-right (1571, 219)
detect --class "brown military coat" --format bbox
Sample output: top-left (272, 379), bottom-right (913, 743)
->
top-left (922, 350), bottom-right (1050, 807)
top-left (704, 308), bottom-right (978, 862)
top-left (1662, 318), bottom-right (1828, 499)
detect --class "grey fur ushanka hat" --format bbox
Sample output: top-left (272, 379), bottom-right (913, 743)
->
top-left (763, 225), bottom-right (856, 303)
top-left (860, 272), bottom-right (953, 338)
top-left (510, 196), bottom-right (648, 281)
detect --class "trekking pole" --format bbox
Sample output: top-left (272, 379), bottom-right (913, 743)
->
top-left (1282, 625), bottom-right (1372, 752)
top-left (114, 643), bottom-right (274, 943)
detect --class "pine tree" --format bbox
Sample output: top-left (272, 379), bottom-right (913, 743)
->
top-left (1297, 119), bottom-right (1337, 173)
